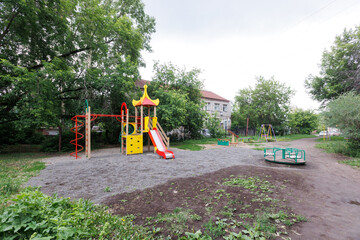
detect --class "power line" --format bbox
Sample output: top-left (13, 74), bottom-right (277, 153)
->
top-left (283, 0), bottom-right (338, 33)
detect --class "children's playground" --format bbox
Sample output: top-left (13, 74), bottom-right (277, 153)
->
top-left (70, 85), bottom-right (174, 160)
top-left (25, 88), bottom-right (360, 239)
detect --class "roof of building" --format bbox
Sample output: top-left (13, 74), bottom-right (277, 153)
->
top-left (135, 80), bottom-right (230, 103)
top-left (201, 90), bottom-right (230, 102)
top-left (135, 79), bottom-right (150, 88)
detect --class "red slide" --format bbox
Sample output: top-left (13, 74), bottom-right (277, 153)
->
top-left (148, 129), bottom-right (175, 159)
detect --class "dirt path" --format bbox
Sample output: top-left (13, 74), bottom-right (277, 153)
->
top-left (26, 138), bottom-right (360, 239)
top-left (265, 138), bottom-right (360, 240)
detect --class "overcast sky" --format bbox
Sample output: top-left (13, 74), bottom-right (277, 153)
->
top-left (139, 0), bottom-right (360, 110)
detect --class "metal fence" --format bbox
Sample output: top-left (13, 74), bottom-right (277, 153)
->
top-left (230, 127), bottom-right (257, 136)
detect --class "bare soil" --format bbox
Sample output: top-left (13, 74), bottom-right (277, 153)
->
top-left (105, 165), bottom-right (308, 239)
top-left (27, 138), bottom-right (360, 239)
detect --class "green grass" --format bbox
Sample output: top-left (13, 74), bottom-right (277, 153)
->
top-left (172, 138), bottom-right (218, 151)
top-left (275, 134), bottom-right (317, 142)
top-left (172, 134), bottom-right (317, 150)
top-left (253, 147), bottom-right (265, 151)
top-left (145, 207), bottom-right (202, 237)
top-left (315, 136), bottom-right (345, 142)
top-left (340, 159), bottom-right (360, 168)
top-left (247, 134), bottom-right (316, 144)
top-left (174, 143), bottom-right (205, 151)
top-left (315, 137), bottom-right (360, 168)
top-left (0, 152), bottom-right (48, 208)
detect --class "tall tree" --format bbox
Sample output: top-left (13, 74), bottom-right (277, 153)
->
top-left (0, 0), bottom-right (155, 146)
top-left (305, 25), bottom-right (360, 104)
top-left (232, 76), bottom-right (294, 134)
top-left (288, 108), bottom-right (318, 134)
top-left (148, 62), bottom-right (206, 138)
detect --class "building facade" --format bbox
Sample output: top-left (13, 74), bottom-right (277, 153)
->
top-left (201, 90), bottom-right (231, 130)
top-left (136, 80), bottom-right (231, 129)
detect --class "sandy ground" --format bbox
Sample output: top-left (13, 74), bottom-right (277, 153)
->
top-left (26, 146), bottom-right (271, 203)
top-left (26, 138), bottom-right (360, 239)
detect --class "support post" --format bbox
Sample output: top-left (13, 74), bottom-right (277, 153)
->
top-left (126, 109), bottom-right (129, 155)
top-left (140, 106), bottom-right (143, 134)
top-left (121, 110), bottom-right (124, 154)
top-left (135, 107), bottom-right (138, 132)
top-left (75, 116), bottom-right (78, 159)
top-left (85, 107), bottom-right (91, 159)
top-left (147, 107), bottom-right (151, 151)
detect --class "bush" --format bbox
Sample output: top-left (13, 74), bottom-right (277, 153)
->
top-left (0, 189), bottom-right (152, 239)
top-left (289, 108), bottom-right (318, 134)
top-left (205, 112), bottom-right (226, 138)
top-left (324, 92), bottom-right (360, 152)
top-left (0, 124), bottom-right (45, 146)
top-left (41, 131), bottom-right (102, 152)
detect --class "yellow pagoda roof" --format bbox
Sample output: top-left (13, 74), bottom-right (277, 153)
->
top-left (132, 85), bottom-right (159, 107)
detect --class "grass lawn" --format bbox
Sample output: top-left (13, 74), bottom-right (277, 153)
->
top-left (274, 134), bottom-right (316, 142)
top-left (0, 152), bottom-right (48, 208)
top-left (172, 138), bottom-right (218, 151)
top-left (172, 134), bottom-right (317, 151)
top-left (315, 136), bottom-right (360, 168)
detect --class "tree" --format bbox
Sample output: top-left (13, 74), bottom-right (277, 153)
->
top-left (0, 0), bottom-right (155, 147)
top-left (205, 112), bottom-right (224, 138)
top-left (148, 62), bottom-right (206, 138)
top-left (305, 26), bottom-right (360, 104)
top-left (288, 108), bottom-right (318, 134)
top-left (324, 92), bottom-right (360, 151)
top-left (232, 76), bottom-right (294, 134)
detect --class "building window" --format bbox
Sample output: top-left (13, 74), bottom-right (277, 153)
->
top-left (223, 104), bottom-right (227, 112)
top-left (205, 102), bottom-right (211, 110)
top-left (214, 103), bottom-right (220, 111)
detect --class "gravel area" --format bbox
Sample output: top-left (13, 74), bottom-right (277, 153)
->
top-left (26, 146), bottom-right (266, 204)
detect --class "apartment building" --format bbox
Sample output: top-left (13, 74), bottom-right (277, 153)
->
top-left (135, 80), bottom-right (231, 129)
top-left (201, 90), bottom-right (231, 130)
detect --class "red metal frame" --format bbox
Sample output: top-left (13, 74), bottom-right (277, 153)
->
top-left (70, 102), bottom-right (144, 159)
top-left (70, 116), bottom-right (84, 159)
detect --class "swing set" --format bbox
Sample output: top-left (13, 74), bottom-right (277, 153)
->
top-left (258, 124), bottom-right (276, 142)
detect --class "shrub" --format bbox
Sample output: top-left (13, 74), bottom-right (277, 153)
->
top-left (324, 92), bottom-right (360, 152)
top-left (205, 112), bottom-right (226, 138)
top-left (41, 131), bottom-right (101, 152)
top-left (0, 189), bottom-right (152, 239)
top-left (289, 108), bottom-right (318, 134)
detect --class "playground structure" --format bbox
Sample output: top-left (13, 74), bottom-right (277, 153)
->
top-left (217, 130), bottom-right (252, 146)
top-left (227, 130), bottom-right (251, 143)
top-left (70, 85), bottom-right (174, 160)
top-left (258, 124), bottom-right (276, 142)
top-left (321, 125), bottom-right (331, 141)
top-left (264, 147), bottom-right (306, 165)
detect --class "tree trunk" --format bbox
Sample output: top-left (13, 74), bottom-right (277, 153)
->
top-left (246, 117), bottom-right (249, 136)
top-left (58, 124), bottom-right (62, 152)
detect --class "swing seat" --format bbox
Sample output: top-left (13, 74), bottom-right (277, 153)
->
top-left (265, 152), bottom-right (274, 156)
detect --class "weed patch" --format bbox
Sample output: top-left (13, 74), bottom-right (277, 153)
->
top-left (106, 168), bottom-right (306, 239)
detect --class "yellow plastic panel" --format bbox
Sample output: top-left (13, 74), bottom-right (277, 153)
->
top-left (126, 135), bottom-right (143, 154)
